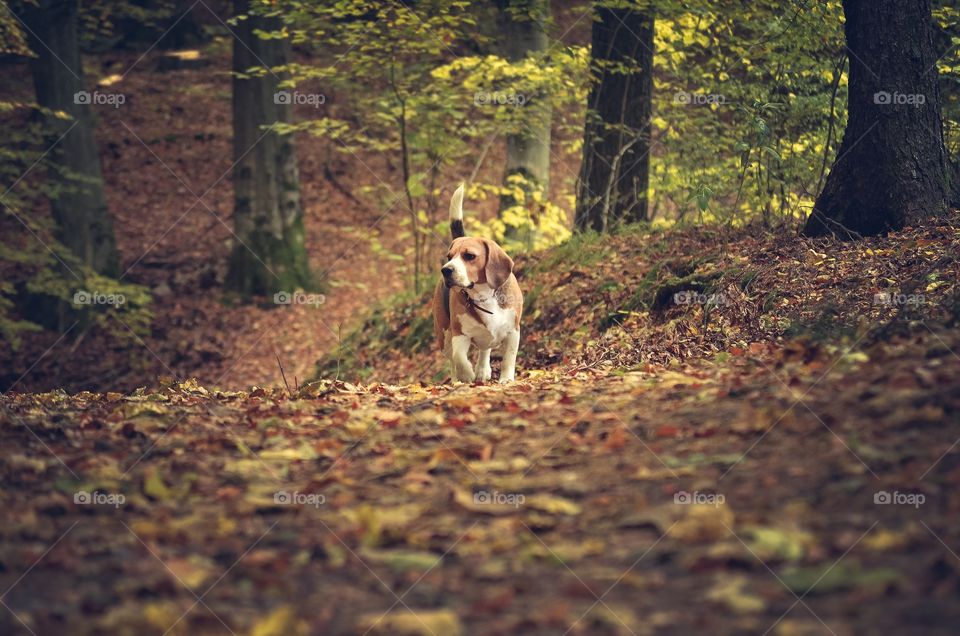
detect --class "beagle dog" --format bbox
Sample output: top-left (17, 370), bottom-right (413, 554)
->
top-left (432, 184), bottom-right (522, 383)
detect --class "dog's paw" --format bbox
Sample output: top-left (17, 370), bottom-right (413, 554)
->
top-left (476, 364), bottom-right (492, 382)
top-left (453, 362), bottom-right (476, 383)
top-left (498, 373), bottom-right (515, 384)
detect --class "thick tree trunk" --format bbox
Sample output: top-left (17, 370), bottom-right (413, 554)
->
top-left (495, 0), bottom-right (552, 244)
top-left (575, 8), bottom-right (654, 233)
top-left (18, 0), bottom-right (120, 276)
top-left (226, 0), bottom-right (314, 297)
top-left (804, 0), bottom-right (949, 238)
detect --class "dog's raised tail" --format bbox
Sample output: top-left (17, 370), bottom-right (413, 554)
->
top-left (449, 183), bottom-right (466, 239)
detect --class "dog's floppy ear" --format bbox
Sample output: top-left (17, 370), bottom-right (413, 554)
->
top-left (482, 238), bottom-right (514, 290)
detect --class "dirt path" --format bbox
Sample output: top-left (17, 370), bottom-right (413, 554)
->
top-left (2, 323), bottom-right (959, 635)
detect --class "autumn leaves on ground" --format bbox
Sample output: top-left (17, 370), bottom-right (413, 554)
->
top-left (3, 218), bottom-right (960, 635)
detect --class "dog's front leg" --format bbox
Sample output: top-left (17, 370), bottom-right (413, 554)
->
top-left (499, 329), bottom-right (520, 383)
top-left (475, 348), bottom-right (492, 382)
top-left (451, 334), bottom-right (475, 382)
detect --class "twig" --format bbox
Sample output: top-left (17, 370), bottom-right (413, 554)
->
top-left (806, 209), bottom-right (863, 240)
top-left (816, 53), bottom-right (847, 195)
top-left (276, 353), bottom-right (291, 396)
top-left (335, 323), bottom-right (343, 382)
top-left (67, 327), bottom-right (88, 355)
top-left (467, 131), bottom-right (498, 186)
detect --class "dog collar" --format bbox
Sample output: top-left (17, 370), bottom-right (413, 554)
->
top-left (460, 288), bottom-right (494, 315)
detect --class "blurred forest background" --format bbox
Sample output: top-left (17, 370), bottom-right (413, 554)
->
top-left (1, 0), bottom-right (959, 391)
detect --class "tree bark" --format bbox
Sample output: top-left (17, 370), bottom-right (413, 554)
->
top-left (17, 0), bottom-right (120, 276)
top-left (575, 7), bottom-right (654, 233)
top-left (804, 0), bottom-right (949, 238)
top-left (494, 0), bottom-right (552, 243)
top-left (226, 0), bottom-right (314, 297)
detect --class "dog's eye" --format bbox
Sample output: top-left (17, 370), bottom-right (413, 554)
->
top-left (463, 253), bottom-right (476, 261)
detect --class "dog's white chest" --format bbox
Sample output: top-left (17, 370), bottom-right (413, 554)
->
top-left (460, 291), bottom-right (516, 350)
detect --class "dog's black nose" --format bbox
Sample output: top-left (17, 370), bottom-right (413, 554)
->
top-left (441, 266), bottom-right (453, 277)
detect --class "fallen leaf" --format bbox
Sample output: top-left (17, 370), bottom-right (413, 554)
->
top-left (359, 609), bottom-right (462, 636)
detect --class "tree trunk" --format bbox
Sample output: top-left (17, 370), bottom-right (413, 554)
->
top-left (804, 0), bottom-right (949, 238)
top-left (495, 0), bottom-right (552, 245)
top-left (18, 0), bottom-right (120, 276)
top-left (575, 7), bottom-right (654, 233)
top-left (226, 0), bottom-right (314, 297)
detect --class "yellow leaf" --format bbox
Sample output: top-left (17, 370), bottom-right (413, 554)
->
top-left (143, 467), bottom-right (173, 501)
top-left (165, 555), bottom-right (216, 590)
top-left (452, 488), bottom-right (521, 515)
top-left (359, 548), bottom-right (441, 573)
top-left (706, 575), bottom-right (766, 614)
top-left (864, 528), bottom-right (912, 552)
top-left (525, 493), bottom-right (581, 515)
top-left (670, 503), bottom-right (735, 543)
top-left (250, 606), bottom-right (304, 636)
top-left (359, 609), bottom-right (462, 636)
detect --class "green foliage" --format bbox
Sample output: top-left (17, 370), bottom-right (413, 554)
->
top-left (935, 1), bottom-right (960, 157)
top-left (255, 0), bottom-right (588, 292)
top-left (254, 0), bottom-right (478, 292)
top-left (465, 176), bottom-right (571, 254)
top-left (0, 2), bottom-right (29, 56)
top-left (650, 0), bottom-right (847, 226)
top-left (78, 1), bottom-right (178, 48)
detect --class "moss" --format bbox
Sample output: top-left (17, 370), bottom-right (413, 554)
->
top-left (739, 269), bottom-right (759, 292)
top-left (783, 305), bottom-right (859, 342)
top-left (597, 280), bottom-right (621, 294)
top-left (762, 290), bottom-right (780, 312)
top-left (224, 214), bottom-right (317, 297)
top-left (598, 255), bottom-right (743, 331)
top-left (598, 263), bottom-right (664, 331)
top-left (313, 289), bottom-right (433, 380)
top-left (648, 270), bottom-right (725, 311)
top-left (529, 230), bottom-right (612, 274)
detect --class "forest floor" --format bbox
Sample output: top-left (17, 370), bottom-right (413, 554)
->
top-left (3, 216), bottom-right (960, 635)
